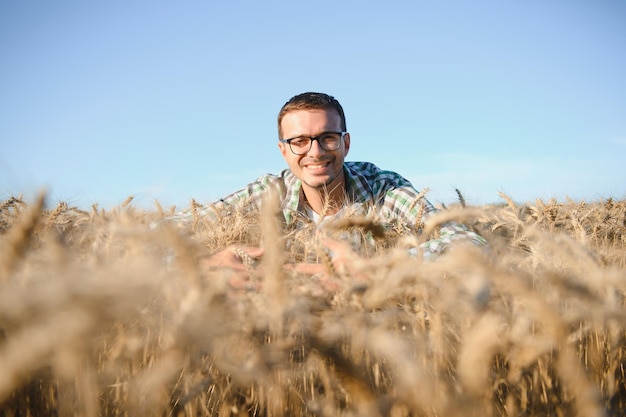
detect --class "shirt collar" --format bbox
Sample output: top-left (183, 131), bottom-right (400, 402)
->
top-left (282, 163), bottom-right (375, 225)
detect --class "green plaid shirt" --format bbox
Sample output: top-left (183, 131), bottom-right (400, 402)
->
top-left (167, 161), bottom-right (487, 258)
top-left (216, 161), bottom-right (433, 225)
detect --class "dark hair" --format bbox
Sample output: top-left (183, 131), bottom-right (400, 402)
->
top-left (277, 92), bottom-right (347, 138)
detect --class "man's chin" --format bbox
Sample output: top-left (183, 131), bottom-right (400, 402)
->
top-left (303, 177), bottom-right (332, 190)
top-left (300, 170), bottom-right (342, 190)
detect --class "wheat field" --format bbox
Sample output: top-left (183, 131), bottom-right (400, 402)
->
top-left (0, 191), bottom-right (625, 417)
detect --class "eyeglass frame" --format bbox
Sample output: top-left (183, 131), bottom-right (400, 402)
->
top-left (278, 131), bottom-right (347, 155)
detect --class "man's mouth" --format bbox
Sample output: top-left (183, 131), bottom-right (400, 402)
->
top-left (304, 160), bottom-right (331, 170)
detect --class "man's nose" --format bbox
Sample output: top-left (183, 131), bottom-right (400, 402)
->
top-left (306, 138), bottom-right (326, 157)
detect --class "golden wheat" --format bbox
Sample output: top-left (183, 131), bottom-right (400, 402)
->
top-left (0, 193), bottom-right (624, 416)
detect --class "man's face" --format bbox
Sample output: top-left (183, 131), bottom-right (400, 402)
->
top-left (278, 108), bottom-right (351, 191)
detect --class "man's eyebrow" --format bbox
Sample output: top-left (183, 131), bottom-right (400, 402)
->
top-left (284, 133), bottom-right (311, 139)
top-left (287, 131), bottom-right (335, 139)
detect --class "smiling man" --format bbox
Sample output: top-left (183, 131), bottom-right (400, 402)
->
top-left (277, 97), bottom-right (350, 218)
top-left (170, 92), bottom-right (487, 270)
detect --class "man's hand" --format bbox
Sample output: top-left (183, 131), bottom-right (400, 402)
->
top-left (284, 238), bottom-right (368, 294)
top-left (200, 245), bottom-right (264, 271)
top-left (198, 240), bottom-right (367, 295)
top-left (198, 245), bottom-right (264, 293)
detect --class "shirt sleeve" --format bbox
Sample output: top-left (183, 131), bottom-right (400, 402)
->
top-left (151, 174), bottom-right (281, 228)
top-left (381, 185), bottom-right (436, 227)
top-left (367, 169), bottom-right (488, 260)
top-left (411, 219), bottom-right (489, 260)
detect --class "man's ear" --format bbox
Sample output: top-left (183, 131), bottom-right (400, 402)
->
top-left (278, 142), bottom-right (289, 159)
top-left (343, 133), bottom-right (351, 156)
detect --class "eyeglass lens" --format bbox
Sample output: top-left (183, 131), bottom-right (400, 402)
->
top-left (289, 133), bottom-right (342, 154)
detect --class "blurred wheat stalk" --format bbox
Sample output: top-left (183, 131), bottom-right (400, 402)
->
top-left (0, 192), bottom-right (625, 417)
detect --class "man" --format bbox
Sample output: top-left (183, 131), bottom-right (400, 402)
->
top-left (171, 92), bottom-right (486, 271)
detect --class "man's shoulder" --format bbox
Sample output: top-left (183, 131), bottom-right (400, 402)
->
top-left (344, 161), bottom-right (381, 174)
top-left (345, 161), bottom-right (415, 196)
top-left (345, 161), bottom-right (404, 180)
top-left (252, 169), bottom-right (300, 198)
top-left (255, 169), bottom-right (296, 184)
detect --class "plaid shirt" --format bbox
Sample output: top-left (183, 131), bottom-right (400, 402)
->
top-left (167, 161), bottom-right (487, 258)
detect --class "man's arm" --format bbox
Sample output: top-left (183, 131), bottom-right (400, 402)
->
top-left (414, 220), bottom-right (488, 261)
top-left (372, 176), bottom-right (488, 260)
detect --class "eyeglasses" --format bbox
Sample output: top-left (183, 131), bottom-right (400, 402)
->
top-left (279, 131), bottom-right (347, 155)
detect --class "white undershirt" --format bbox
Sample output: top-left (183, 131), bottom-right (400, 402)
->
top-left (305, 205), bottom-right (344, 224)
top-left (305, 205), bottom-right (321, 223)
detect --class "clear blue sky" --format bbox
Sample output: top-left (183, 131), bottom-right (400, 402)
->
top-left (1, 0), bottom-right (625, 210)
